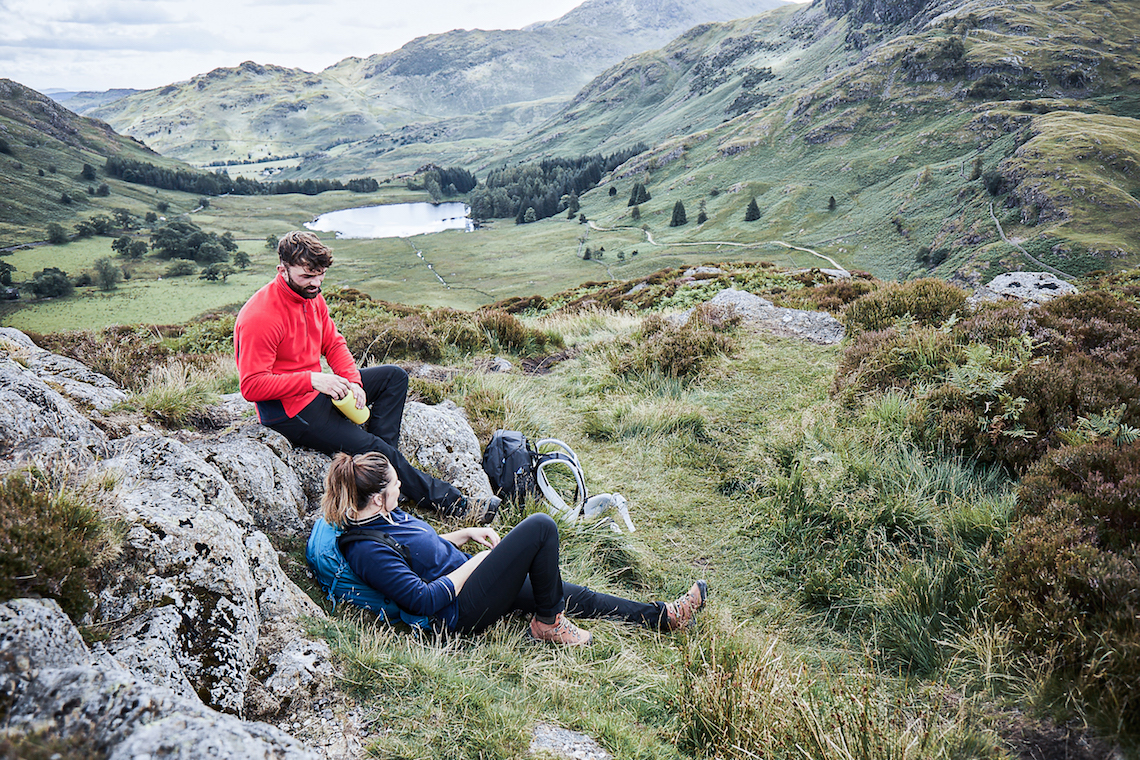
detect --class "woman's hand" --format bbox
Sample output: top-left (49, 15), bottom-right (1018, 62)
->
top-left (441, 526), bottom-right (500, 549)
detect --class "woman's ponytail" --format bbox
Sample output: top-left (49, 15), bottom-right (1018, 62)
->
top-left (321, 451), bottom-right (394, 527)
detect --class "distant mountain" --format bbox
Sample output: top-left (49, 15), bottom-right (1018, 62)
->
top-left (81, 0), bottom-right (788, 172)
top-left (48, 89), bottom-right (139, 111)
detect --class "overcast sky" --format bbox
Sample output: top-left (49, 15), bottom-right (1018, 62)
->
top-left (0, 0), bottom-right (594, 93)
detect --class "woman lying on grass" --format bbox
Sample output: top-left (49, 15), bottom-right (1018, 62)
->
top-left (323, 451), bottom-right (707, 645)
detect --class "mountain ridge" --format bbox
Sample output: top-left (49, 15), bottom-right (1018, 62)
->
top-left (80, 0), bottom-right (788, 171)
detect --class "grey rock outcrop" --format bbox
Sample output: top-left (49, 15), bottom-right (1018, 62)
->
top-left (94, 433), bottom-right (322, 715)
top-left (0, 327), bottom-right (127, 410)
top-left (191, 429), bottom-right (310, 537)
top-left (400, 399), bottom-right (494, 498)
top-left (970, 271), bottom-right (1078, 305)
top-left (679, 288), bottom-right (846, 345)
top-left (0, 356), bottom-right (110, 458)
top-left (1, 598), bottom-right (320, 760)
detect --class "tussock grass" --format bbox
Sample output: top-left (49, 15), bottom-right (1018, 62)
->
top-left (125, 358), bottom-right (229, 428)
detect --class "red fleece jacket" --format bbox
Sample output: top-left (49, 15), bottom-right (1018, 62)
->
top-left (234, 274), bottom-right (362, 420)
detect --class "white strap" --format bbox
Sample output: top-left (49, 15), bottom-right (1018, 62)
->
top-left (535, 456), bottom-right (586, 520)
top-left (533, 438), bottom-right (581, 469)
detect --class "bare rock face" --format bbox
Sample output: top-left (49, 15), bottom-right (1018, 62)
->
top-left (0, 357), bottom-right (110, 458)
top-left (1, 598), bottom-right (320, 760)
top-left (971, 271), bottom-right (1078, 305)
top-left (679, 288), bottom-right (846, 345)
top-left (0, 327), bottom-right (127, 410)
top-left (95, 433), bottom-right (322, 716)
top-left (400, 399), bottom-right (494, 498)
top-left (190, 430), bottom-right (310, 537)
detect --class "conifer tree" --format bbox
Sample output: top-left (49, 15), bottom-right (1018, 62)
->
top-left (744, 197), bottom-right (761, 222)
top-left (670, 201), bottom-right (688, 227)
top-left (828, 196), bottom-right (837, 211)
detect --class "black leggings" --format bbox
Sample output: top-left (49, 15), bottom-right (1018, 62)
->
top-left (455, 513), bottom-right (667, 634)
top-left (268, 365), bottom-right (464, 514)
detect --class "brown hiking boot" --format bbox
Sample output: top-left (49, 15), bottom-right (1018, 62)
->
top-left (529, 612), bottom-right (592, 646)
top-left (665, 580), bottom-right (708, 631)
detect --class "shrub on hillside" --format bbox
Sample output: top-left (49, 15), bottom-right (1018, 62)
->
top-left (0, 473), bottom-right (117, 621)
top-left (993, 439), bottom-right (1140, 733)
top-left (611, 304), bottom-right (738, 380)
top-left (832, 325), bottom-right (961, 401)
top-left (800, 278), bottom-right (879, 313)
top-left (32, 325), bottom-right (224, 392)
top-left (843, 278), bottom-right (967, 334)
top-left (346, 314), bottom-right (444, 364)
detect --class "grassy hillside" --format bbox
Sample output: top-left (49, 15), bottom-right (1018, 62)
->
top-left (81, 0), bottom-right (787, 175)
top-left (0, 79), bottom-right (193, 243)
top-left (505, 0), bottom-right (1140, 282)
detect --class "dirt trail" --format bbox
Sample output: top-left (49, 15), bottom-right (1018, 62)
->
top-left (586, 222), bottom-right (849, 274)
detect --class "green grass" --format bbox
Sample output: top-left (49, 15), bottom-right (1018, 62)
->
top-left (279, 309), bottom-right (1030, 758)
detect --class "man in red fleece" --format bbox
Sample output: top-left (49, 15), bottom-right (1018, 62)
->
top-left (233, 231), bottom-right (498, 522)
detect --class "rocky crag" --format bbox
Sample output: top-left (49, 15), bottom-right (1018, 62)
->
top-left (0, 325), bottom-right (493, 759)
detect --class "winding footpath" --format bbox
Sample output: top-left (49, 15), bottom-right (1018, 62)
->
top-left (586, 221), bottom-right (849, 275)
top-left (988, 202), bottom-right (1074, 281)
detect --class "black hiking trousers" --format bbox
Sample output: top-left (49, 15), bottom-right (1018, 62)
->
top-left (267, 364), bottom-right (465, 515)
top-left (454, 513), bottom-right (668, 634)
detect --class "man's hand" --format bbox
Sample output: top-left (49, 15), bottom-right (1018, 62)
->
top-left (310, 372), bottom-right (351, 400)
top-left (346, 382), bottom-right (367, 409)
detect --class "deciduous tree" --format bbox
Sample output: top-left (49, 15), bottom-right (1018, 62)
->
top-left (93, 257), bottom-right (122, 291)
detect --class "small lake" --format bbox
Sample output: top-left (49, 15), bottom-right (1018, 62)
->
top-left (305, 202), bottom-right (473, 239)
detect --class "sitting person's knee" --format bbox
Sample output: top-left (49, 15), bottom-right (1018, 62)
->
top-left (522, 511), bottom-right (559, 537)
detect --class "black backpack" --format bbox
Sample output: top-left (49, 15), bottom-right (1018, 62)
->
top-left (481, 430), bottom-right (586, 510)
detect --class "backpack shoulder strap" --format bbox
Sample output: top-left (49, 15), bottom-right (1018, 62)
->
top-left (533, 438), bottom-right (587, 519)
top-left (338, 528), bottom-right (411, 563)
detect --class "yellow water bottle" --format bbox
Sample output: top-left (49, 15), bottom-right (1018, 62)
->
top-left (332, 389), bottom-right (369, 425)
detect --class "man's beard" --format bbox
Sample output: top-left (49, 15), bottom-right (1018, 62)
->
top-left (285, 271), bottom-right (321, 299)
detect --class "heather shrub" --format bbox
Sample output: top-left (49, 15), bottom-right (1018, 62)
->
top-left (610, 304), bottom-right (738, 380)
top-left (0, 473), bottom-right (117, 620)
top-left (800, 278), bottom-right (879, 313)
top-left (951, 302), bottom-right (1032, 345)
top-left (1032, 291), bottom-right (1140, 371)
top-left (343, 313), bottom-right (444, 364)
top-left (832, 325), bottom-right (960, 401)
top-left (844, 278), bottom-right (968, 334)
top-left (993, 440), bottom-right (1140, 734)
top-left (998, 352), bottom-right (1140, 470)
top-left (35, 326), bottom-right (180, 392)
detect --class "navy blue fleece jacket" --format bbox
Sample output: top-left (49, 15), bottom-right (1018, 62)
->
top-left (341, 509), bottom-right (469, 629)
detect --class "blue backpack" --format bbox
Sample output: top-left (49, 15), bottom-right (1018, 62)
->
top-left (305, 517), bottom-right (432, 629)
